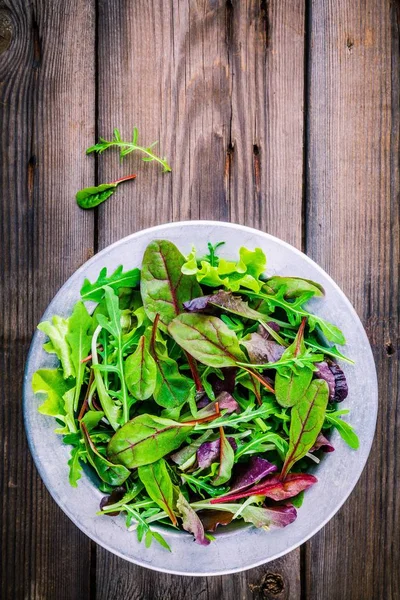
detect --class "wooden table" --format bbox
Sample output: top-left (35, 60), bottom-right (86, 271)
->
top-left (1, 1), bottom-right (399, 598)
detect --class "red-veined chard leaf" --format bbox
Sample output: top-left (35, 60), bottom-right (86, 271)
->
top-left (138, 458), bottom-right (178, 525)
top-left (80, 265), bottom-right (140, 302)
top-left (124, 335), bottom-right (157, 400)
top-left (210, 472), bottom-right (317, 503)
top-left (212, 427), bottom-right (235, 486)
top-left (81, 423), bottom-right (130, 486)
top-left (140, 240), bottom-right (202, 328)
top-left (176, 493), bottom-right (210, 546)
top-left (274, 318), bottom-right (314, 408)
top-left (76, 174), bottom-right (137, 210)
top-left (107, 414), bottom-right (193, 468)
top-left (281, 379), bottom-right (329, 478)
top-left (168, 313), bottom-right (246, 368)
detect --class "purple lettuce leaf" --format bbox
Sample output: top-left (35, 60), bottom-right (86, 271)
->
top-left (208, 367), bottom-right (237, 396)
top-left (176, 493), bottom-right (210, 546)
top-left (228, 456), bottom-right (278, 494)
top-left (183, 290), bottom-right (265, 320)
top-left (197, 436), bottom-right (237, 469)
top-left (315, 361), bottom-right (348, 403)
top-left (241, 503), bottom-right (297, 529)
top-left (196, 391), bottom-right (239, 418)
top-left (197, 509), bottom-right (234, 532)
top-left (170, 430), bottom-right (213, 466)
top-left (99, 486), bottom-right (125, 516)
top-left (241, 332), bottom-right (285, 364)
top-left (258, 322), bottom-right (280, 338)
top-left (310, 432), bottom-right (335, 453)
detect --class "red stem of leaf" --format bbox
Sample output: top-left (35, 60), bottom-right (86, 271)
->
top-left (185, 352), bottom-right (203, 392)
top-left (110, 173), bottom-right (137, 185)
top-left (183, 402), bottom-right (220, 426)
top-left (295, 317), bottom-right (307, 356)
top-left (241, 366), bottom-right (275, 395)
top-left (150, 313), bottom-right (160, 353)
top-left (78, 369), bottom-right (94, 421)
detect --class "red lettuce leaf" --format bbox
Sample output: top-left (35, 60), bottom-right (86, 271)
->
top-left (196, 391), bottom-right (239, 418)
top-left (210, 472), bottom-right (317, 504)
top-left (197, 509), bottom-right (234, 532)
top-left (310, 432), bottom-right (335, 453)
top-left (242, 503), bottom-right (297, 529)
top-left (227, 456), bottom-right (277, 494)
top-left (176, 493), bottom-right (210, 546)
top-left (99, 486), bottom-right (125, 516)
top-left (315, 361), bottom-right (348, 403)
top-left (183, 290), bottom-right (265, 320)
top-left (197, 436), bottom-right (237, 469)
top-left (241, 332), bottom-right (285, 364)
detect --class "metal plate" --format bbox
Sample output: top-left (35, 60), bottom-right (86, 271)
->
top-left (23, 221), bottom-right (378, 576)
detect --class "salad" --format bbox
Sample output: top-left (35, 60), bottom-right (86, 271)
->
top-left (32, 240), bottom-right (358, 550)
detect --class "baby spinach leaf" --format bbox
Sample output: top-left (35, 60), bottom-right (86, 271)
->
top-left (107, 414), bottom-right (193, 468)
top-left (212, 427), bottom-right (235, 486)
top-left (33, 368), bottom-right (76, 433)
top-left (275, 319), bottom-right (314, 408)
top-left (168, 314), bottom-right (246, 368)
top-left (138, 458), bottom-right (178, 525)
top-left (281, 379), bottom-right (329, 478)
top-left (81, 423), bottom-right (130, 486)
top-left (153, 355), bottom-right (194, 408)
top-left (265, 276), bottom-right (324, 299)
top-left (125, 335), bottom-right (157, 400)
top-left (176, 493), bottom-right (210, 545)
top-left (38, 316), bottom-right (74, 378)
top-left (141, 240), bottom-right (202, 328)
top-left (76, 174), bottom-right (137, 209)
top-left (80, 265), bottom-right (140, 303)
top-left (66, 301), bottom-right (93, 410)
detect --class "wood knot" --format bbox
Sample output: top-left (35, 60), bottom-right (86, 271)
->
top-left (0, 8), bottom-right (13, 56)
top-left (385, 341), bottom-right (395, 357)
top-left (249, 572), bottom-right (285, 598)
top-left (346, 37), bottom-right (354, 53)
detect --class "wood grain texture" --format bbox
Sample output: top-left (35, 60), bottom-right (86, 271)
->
top-left (304, 1), bottom-right (400, 599)
top-left (0, 0), bottom-right (95, 598)
top-left (95, 1), bottom-right (304, 598)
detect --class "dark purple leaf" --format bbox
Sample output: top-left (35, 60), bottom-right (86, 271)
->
top-left (99, 486), bottom-right (125, 516)
top-left (315, 361), bottom-right (348, 403)
top-left (197, 509), bottom-right (234, 532)
top-left (328, 363), bottom-right (348, 402)
top-left (184, 290), bottom-right (265, 320)
top-left (211, 472), bottom-right (317, 504)
top-left (241, 333), bottom-right (285, 364)
top-left (310, 433), bottom-right (335, 453)
top-left (176, 493), bottom-right (210, 546)
top-left (228, 456), bottom-right (277, 494)
top-left (197, 436), bottom-right (237, 469)
top-left (208, 367), bottom-right (237, 395)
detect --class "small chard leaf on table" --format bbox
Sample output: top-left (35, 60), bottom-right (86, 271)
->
top-left (168, 313), bottom-right (246, 368)
top-left (80, 265), bottom-right (140, 303)
top-left (281, 379), bottom-right (329, 478)
top-left (107, 414), bottom-right (193, 469)
top-left (76, 174), bottom-right (137, 209)
top-left (81, 422), bottom-right (130, 486)
top-left (138, 458), bottom-right (179, 525)
top-left (140, 240), bottom-right (202, 328)
top-left (66, 301), bottom-right (93, 411)
top-left (212, 427), bottom-right (235, 486)
top-left (124, 335), bottom-right (157, 400)
top-left (275, 318), bottom-right (314, 408)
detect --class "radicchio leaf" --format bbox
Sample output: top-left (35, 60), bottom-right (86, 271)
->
top-left (197, 509), bottom-right (234, 532)
top-left (176, 493), bottom-right (210, 546)
top-left (310, 433), bottom-right (335, 453)
top-left (210, 472), bottom-right (317, 503)
top-left (241, 503), bottom-right (297, 529)
top-left (241, 333), bottom-right (285, 364)
top-left (227, 456), bottom-right (278, 494)
top-left (197, 436), bottom-right (237, 469)
top-left (328, 363), bottom-right (348, 402)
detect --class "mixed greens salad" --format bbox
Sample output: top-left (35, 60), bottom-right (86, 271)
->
top-left (32, 240), bottom-right (358, 550)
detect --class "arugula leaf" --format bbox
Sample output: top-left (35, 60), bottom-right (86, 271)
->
top-left (275, 319), bottom-right (314, 408)
top-left (80, 265), bottom-right (140, 303)
top-left (107, 414), bottom-right (193, 468)
top-left (81, 423), bottom-right (130, 485)
top-left (141, 240), bottom-right (202, 328)
top-left (281, 379), bottom-right (329, 478)
top-left (325, 411), bottom-right (359, 449)
top-left (138, 458), bottom-right (178, 525)
top-left (76, 174), bottom-right (137, 209)
top-left (125, 335), bottom-right (157, 400)
top-left (86, 127), bottom-right (172, 173)
top-left (38, 316), bottom-right (74, 378)
top-left (283, 330), bottom-right (354, 364)
top-left (66, 301), bottom-right (92, 411)
top-left (33, 368), bottom-right (76, 433)
top-left (168, 314), bottom-right (246, 368)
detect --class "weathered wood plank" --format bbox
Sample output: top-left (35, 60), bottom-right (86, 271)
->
top-left (305, 1), bottom-right (399, 599)
top-left (0, 0), bottom-right (95, 598)
top-left (96, 1), bottom-right (304, 598)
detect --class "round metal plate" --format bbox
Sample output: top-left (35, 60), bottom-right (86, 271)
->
top-left (23, 221), bottom-right (378, 576)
